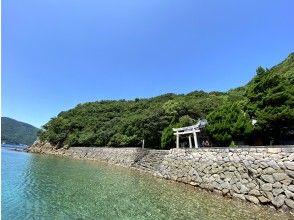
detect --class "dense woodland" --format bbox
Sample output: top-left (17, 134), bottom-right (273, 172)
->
top-left (39, 53), bottom-right (294, 149)
top-left (1, 117), bottom-right (39, 145)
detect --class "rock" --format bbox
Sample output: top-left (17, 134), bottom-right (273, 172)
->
top-left (272, 188), bottom-right (283, 196)
top-left (220, 182), bottom-right (231, 190)
top-left (281, 205), bottom-right (289, 212)
top-left (261, 183), bottom-right (273, 191)
top-left (224, 171), bottom-right (235, 181)
top-left (213, 189), bottom-right (223, 195)
top-left (272, 195), bottom-right (285, 208)
top-left (288, 185), bottom-right (294, 192)
top-left (241, 179), bottom-right (249, 184)
top-left (268, 148), bottom-right (281, 154)
top-left (239, 185), bottom-right (249, 194)
top-left (286, 170), bottom-right (294, 178)
top-left (265, 191), bottom-right (274, 201)
top-left (232, 193), bottom-right (246, 200)
top-left (261, 174), bottom-right (274, 183)
top-left (222, 188), bottom-right (229, 195)
top-left (190, 181), bottom-right (197, 186)
top-left (285, 190), bottom-right (294, 199)
top-left (245, 195), bottom-right (259, 204)
top-left (267, 160), bottom-right (280, 169)
top-left (249, 189), bottom-right (261, 196)
top-left (273, 173), bottom-right (288, 181)
top-left (258, 196), bottom-right (270, 204)
top-left (191, 173), bottom-right (202, 183)
top-left (263, 167), bottom-right (276, 175)
top-left (281, 179), bottom-right (292, 186)
top-left (273, 182), bottom-right (282, 188)
top-left (289, 153), bottom-right (294, 161)
top-left (228, 166), bottom-right (236, 171)
top-left (247, 182), bottom-right (258, 190)
top-left (284, 162), bottom-right (294, 170)
top-left (285, 198), bottom-right (294, 209)
top-left (278, 161), bottom-right (286, 169)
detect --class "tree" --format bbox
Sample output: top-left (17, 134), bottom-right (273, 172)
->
top-left (206, 102), bottom-right (253, 146)
top-left (245, 67), bottom-right (294, 144)
top-left (37, 52), bottom-right (294, 148)
top-left (160, 115), bottom-right (194, 149)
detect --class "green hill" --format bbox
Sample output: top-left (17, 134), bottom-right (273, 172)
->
top-left (1, 117), bottom-right (39, 146)
top-left (39, 53), bottom-right (294, 148)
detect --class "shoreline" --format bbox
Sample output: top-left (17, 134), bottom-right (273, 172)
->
top-left (27, 142), bottom-right (294, 215)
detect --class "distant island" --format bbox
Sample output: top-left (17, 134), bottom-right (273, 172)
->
top-left (38, 53), bottom-right (294, 149)
top-left (1, 117), bottom-right (39, 146)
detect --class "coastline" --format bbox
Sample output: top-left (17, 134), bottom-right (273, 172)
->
top-left (27, 142), bottom-right (294, 215)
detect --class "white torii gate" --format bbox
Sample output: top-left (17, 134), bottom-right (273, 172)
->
top-left (172, 124), bottom-right (200, 148)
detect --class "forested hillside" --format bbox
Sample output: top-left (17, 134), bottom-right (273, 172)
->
top-left (1, 117), bottom-right (39, 146)
top-left (39, 53), bottom-right (294, 148)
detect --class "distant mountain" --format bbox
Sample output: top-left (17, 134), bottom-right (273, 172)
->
top-left (1, 117), bottom-right (39, 146)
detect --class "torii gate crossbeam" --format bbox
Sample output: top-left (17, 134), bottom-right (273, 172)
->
top-left (173, 125), bottom-right (200, 148)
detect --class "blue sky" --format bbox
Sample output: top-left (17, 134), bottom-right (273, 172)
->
top-left (2, 0), bottom-right (294, 128)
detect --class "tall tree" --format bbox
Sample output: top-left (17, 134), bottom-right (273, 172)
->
top-left (245, 66), bottom-right (294, 144)
top-left (206, 102), bottom-right (253, 146)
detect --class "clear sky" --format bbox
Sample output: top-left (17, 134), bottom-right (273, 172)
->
top-left (2, 0), bottom-right (294, 128)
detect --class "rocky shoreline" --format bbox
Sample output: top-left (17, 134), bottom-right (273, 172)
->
top-left (27, 142), bottom-right (294, 215)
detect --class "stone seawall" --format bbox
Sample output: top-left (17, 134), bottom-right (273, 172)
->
top-left (28, 143), bottom-right (294, 212)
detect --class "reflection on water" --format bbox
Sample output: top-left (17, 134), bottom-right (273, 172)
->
top-left (1, 148), bottom-right (291, 219)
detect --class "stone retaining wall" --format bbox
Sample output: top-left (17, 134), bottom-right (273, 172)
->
top-left (28, 143), bottom-right (294, 212)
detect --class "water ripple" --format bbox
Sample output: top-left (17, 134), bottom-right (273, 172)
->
top-left (2, 149), bottom-right (292, 220)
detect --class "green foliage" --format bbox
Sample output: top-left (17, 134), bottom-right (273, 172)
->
top-left (1, 117), bottom-right (39, 146)
top-left (160, 115), bottom-right (194, 149)
top-left (229, 141), bottom-right (236, 148)
top-left (107, 134), bottom-right (139, 147)
top-left (245, 59), bottom-right (294, 144)
top-left (160, 125), bottom-right (175, 149)
top-left (206, 53), bottom-right (294, 146)
top-left (39, 91), bottom-right (225, 149)
top-left (39, 52), bottom-right (294, 148)
top-left (206, 102), bottom-right (253, 146)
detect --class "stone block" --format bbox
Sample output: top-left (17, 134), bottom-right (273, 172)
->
top-left (285, 190), bottom-right (294, 199)
top-left (285, 198), bottom-right (294, 209)
top-left (268, 148), bottom-right (281, 154)
top-left (239, 185), bottom-right (249, 194)
top-left (273, 182), bottom-right (282, 188)
top-left (273, 188), bottom-right (283, 196)
top-left (263, 167), bottom-right (276, 175)
top-left (281, 179), bottom-right (292, 186)
top-left (232, 193), bottom-right (246, 200)
top-left (288, 185), bottom-right (294, 192)
top-left (249, 189), bottom-right (261, 196)
top-left (222, 188), bottom-right (229, 195)
top-left (286, 170), bottom-right (294, 178)
top-left (261, 174), bottom-right (274, 183)
top-left (273, 173), bottom-right (288, 182)
top-left (265, 192), bottom-right (274, 201)
top-left (284, 161), bottom-right (294, 170)
top-left (272, 195), bottom-right (285, 208)
top-left (258, 196), bottom-right (270, 204)
top-left (267, 160), bottom-right (280, 169)
top-left (245, 195), bottom-right (259, 204)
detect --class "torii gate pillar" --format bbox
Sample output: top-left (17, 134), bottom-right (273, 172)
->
top-left (193, 128), bottom-right (198, 148)
top-left (188, 135), bottom-right (192, 148)
top-left (176, 131), bottom-right (179, 148)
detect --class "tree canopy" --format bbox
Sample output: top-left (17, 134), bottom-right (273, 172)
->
top-left (206, 53), bottom-right (294, 145)
top-left (39, 92), bottom-right (226, 149)
top-left (39, 53), bottom-right (294, 148)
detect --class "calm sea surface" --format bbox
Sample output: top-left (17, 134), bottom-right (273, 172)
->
top-left (1, 148), bottom-right (291, 219)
